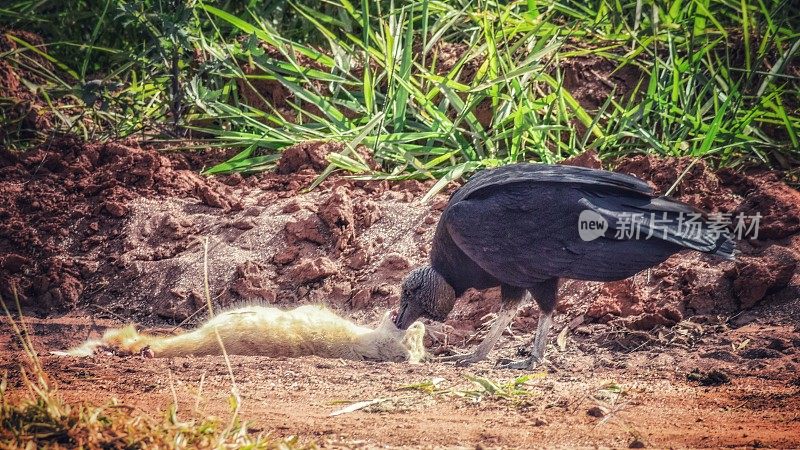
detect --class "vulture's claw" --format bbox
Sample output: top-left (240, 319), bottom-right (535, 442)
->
top-left (496, 356), bottom-right (541, 370)
top-left (437, 351), bottom-right (488, 367)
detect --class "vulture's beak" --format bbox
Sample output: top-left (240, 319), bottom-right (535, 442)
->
top-left (393, 303), bottom-right (414, 330)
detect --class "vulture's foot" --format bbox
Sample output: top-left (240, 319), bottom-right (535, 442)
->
top-left (437, 305), bottom-right (518, 367)
top-left (438, 350), bottom-right (489, 367)
top-left (496, 355), bottom-right (541, 370)
top-left (496, 308), bottom-right (554, 370)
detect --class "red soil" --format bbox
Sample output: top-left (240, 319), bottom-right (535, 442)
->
top-left (1, 141), bottom-right (799, 448)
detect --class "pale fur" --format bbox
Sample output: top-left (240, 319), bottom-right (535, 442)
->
top-left (54, 305), bottom-right (427, 363)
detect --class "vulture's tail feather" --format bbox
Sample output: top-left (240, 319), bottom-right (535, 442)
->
top-left (642, 196), bottom-right (736, 260)
top-left (581, 195), bottom-right (737, 260)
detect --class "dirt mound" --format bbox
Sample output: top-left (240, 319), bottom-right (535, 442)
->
top-left (560, 55), bottom-right (642, 110)
top-left (276, 141), bottom-right (377, 176)
top-left (616, 155), bottom-right (800, 243)
top-left (580, 242), bottom-right (797, 331)
top-left (0, 137), bottom-right (237, 312)
top-left (719, 170), bottom-right (800, 239)
top-left (615, 155), bottom-right (800, 238)
top-left (574, 156), bottom-right (800, 330)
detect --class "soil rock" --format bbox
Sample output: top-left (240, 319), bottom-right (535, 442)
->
top-left (560, 55), bottom-right (641, 110)
top-left (720, 171), bottom-right (800, 239)
top-left (290, 257), bottom-right (338, 285)
top-left (276, 141), bottom-right (376, 175)
top-left (733, 246), bottom-right (797, 308)
top-left (285, 215), bottom-right (328, 245)
top-left (380, 253), bottom-right (411, 271)
top-left (231, 261), bottom-right (277, 302)
top-left (277, 141), bottom-right (336, 174)
top-left (319, 186), bottom-right (357, 251)
top-left (562, 150), bottom-right (603, 169)
top-left (197, 184), bottom-right (241, 210)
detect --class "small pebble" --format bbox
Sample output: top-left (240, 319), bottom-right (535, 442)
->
top-left (587, 406), bottom-right (605, 418)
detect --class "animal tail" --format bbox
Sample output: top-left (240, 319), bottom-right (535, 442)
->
top-left (54, 325), bottom-right (222, 357)
top-left (643, 196), bottom-right (736, 260)
top-left (581, 195), bottom-right (736, 260)
top-left (143, 328), bottom-right (225, 357)
top-left (52, 325), bottom-right (153, 357)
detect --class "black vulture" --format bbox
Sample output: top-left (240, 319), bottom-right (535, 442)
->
top-left (393, 163), bottom-right (735, 369)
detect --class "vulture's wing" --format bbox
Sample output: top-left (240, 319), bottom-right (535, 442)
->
top-left (450, 164), bottom-right (653, 205)
top-left (443, 183), bottom-right (592, 286)
top-left (442, 169), bottom-right (734, 286)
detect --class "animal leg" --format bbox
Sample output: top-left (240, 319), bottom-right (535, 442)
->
top-left (439, 286), bottom-right (527, 367)
top-left (497, 309), bottom-right (554, 370)
top-left (497, 278), bottom-right (558, 370)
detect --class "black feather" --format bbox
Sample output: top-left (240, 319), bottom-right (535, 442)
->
top-left (430, 163), bottom-right (735, 293)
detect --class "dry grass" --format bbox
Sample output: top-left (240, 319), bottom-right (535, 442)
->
top-left (0, 296), bottom-right (315, 450)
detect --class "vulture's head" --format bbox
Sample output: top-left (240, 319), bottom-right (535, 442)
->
top-left (394, 266), bottom-right (456, 330)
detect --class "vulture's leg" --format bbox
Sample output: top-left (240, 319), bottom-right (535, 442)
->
top-left (498, 278), bottom-right (558, 370)
top-left (439, 286), bottom-right (527, 367)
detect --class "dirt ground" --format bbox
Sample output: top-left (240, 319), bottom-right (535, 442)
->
top-left (2, 139), bottom-right (800, 448)
top-left (3, 316), bottom-right (800, 448)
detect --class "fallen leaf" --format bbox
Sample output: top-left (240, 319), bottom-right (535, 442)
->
top-left (557, 325), bottom-right (569, 352)
top-left (568, 314), bottom-right (585, 329)
top-left (329, 398), bottom-right (387, 416)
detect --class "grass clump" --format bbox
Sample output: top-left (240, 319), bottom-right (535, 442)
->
top-left (0, 0), bottom-right (798, 187)
top-left (400, 373), bottom-right (545, 405)
top-left (0, 381), bottom-right (309, 449)
top-left (457, 374), bottom-right (541, 403)
top-left (332, 373), bottom-right (544, 416)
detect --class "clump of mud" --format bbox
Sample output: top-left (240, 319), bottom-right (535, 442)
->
top-left (0, 138), bottom-right (438, 324)
top-left (560, 55), bottom-right (642, 110)
top-left (0, 137), bottom-right (238, 311)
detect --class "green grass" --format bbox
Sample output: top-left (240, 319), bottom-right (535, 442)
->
top-left (1, 0), bottom-right (798, 190)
